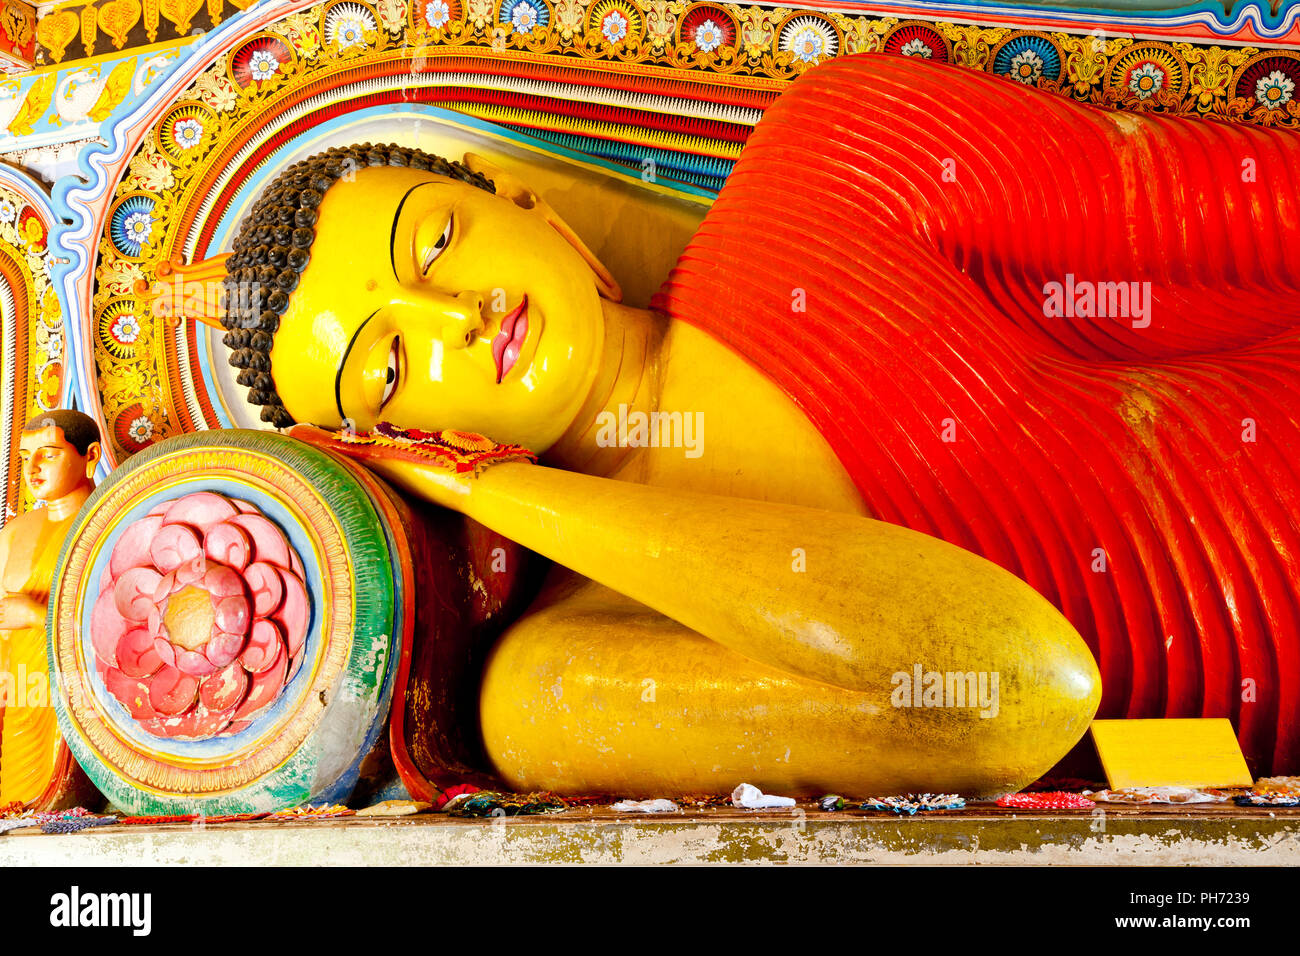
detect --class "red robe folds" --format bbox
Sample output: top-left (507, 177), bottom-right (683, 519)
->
top-left (654, 55), bottom-right (1300, 775)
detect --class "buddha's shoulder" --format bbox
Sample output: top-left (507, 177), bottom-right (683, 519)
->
top-left (0, 508), bottom-right (45, 540)
top-left (657, 319), bottom-right (806, 423)
top-left (637, 320), bottom-right (868, 514)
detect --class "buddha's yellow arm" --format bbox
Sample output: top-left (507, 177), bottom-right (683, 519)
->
top-left (350, 453), bottom-right (1102, 702)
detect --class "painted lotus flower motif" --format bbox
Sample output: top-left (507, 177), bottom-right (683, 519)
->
top-left (332, 14), bottom-right (367, 49)
top-left (694, 19), bottom-right (722, 53)
top-left (171, 117), bottom-right (204, 150)
top-left (424, 0), bottom-right (450, 27)
top-left (1256, 70), bottom-right (1295, 110)
top-left (602, 10), bottom-right (628, 43)
top-left (1128, 62), bottom-right (1164, 100)
top-left (0, 199), bottom-right (15, 223)
top-left (122, 210), bottom-right (153, 248)
top-left (509, 0), bottom-right (538, 32)
top-left (110, 313), bottom-right (140, 345)
top-left (788, 26), bottom-right (824, 63)
top-left (899, 38), bottom-right (933, 59)
top-left (248, 50), bottom-right (281, 82)
top-left (1009, 50), bottom-right (1044, 85)
top-left (127, 416), bottom-right (153, 444)
top-left (91, 492), bottom-right (310, 740)
top-left (19, 209), bottom-right (46, 250)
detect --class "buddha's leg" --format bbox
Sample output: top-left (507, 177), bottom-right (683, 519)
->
top-left (479, 596), bottom-right (1096, 796)
top-left (0, 626), bottom-right (57, 805)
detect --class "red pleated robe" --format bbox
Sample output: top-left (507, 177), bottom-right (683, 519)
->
top-left (654, 55), bottom-right (1300, 775)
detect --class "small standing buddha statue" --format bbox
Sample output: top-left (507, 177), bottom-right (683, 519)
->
top-left (0, 410), bottom-right (101, 808)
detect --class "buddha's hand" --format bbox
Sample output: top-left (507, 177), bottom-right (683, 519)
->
top-left (287, 423), bottom-right (533, 513)
top-left (0, 592), bottom-right (45, 631)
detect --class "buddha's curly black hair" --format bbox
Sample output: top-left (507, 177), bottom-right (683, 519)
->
top-left (221, 142), bottom-right (496, 428)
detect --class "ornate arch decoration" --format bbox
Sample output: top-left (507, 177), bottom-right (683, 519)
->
top-left (50, 0), bottom-right (1300, 476)
top-left (0, 165), bottom-right (68, 523)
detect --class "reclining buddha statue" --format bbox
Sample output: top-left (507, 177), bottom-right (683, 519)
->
top-left (209, 53), bottom-right (1300, 795)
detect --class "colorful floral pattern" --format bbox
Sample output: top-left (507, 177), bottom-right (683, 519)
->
top-left (91, 492), bottom-right (311, 741)
top-left (780, 24), bottom-right (821, 63)
top-left (18, 207), bottom-right (46, 251)
top-left (504, 0), bottom-right (542, 33)
top-left (424, 0), bottom-right (450, 28)
top-left (601, 10), bottom-right (627, 44)
top-left (899, 38), bottom-right (932, 58)
top-left (112, 401), bottom-right (153, 452)
top-left (171, 117), bottom-right (203, 150)
top-left (992, 34), bottom-right (1062, 86)
top-left (1129, 62), bottom-right (1165, 100)
top-left (780, 18), bottom-right (835, 65)
top-left (123, 212), bottom-right (152, 246)
top-left (1108, 44), bottom-right (1186, 104)
top-left (110, 313), bottom-right (140, 345)
top-left (109, 195), bottom-right (156, 258)
top-left (1008, 50), bottom-right (1044, 84)
top-left (1256, 70), bottom-right (1295, 110)
top-left (694, 20), bottom-right (722, 53)
top-left (249, 49), bottom-right (280, 81)
top-left (881, 22), bottom-right (950, 64)
top-left (325, 2), bottom-right (377, 51)
top-left (679, 5), bottom-right (734, 54)
top-left (126, 415), bottom-right (153, 444)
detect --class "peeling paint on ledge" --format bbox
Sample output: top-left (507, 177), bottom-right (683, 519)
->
top-left (2, 815), bottom-right (1299, 866)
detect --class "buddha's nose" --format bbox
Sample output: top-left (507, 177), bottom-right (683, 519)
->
top-left (434, 291), bottom-right (485, 349)
top-left (391, 287), bottom-right (486, 347)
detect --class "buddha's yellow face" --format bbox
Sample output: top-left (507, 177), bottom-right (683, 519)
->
top-left (268, 165), bottom-right (605, 452)
top-left (18, 425), bottom-right (96, 502)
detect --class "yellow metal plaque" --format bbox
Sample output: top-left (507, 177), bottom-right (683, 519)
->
top-left (1090, 719), bottom-right (1253, 789)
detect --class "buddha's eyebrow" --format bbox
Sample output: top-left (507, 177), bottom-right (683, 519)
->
top-left (389, 181), bottom-right (443, 280)
top-left (336, 309), bottom-right (381, 422)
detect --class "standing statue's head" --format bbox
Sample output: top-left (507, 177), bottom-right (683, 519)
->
top-left (221, 143), bottom-right (621, 452)
top-left (19, 409), bottom-right (102, 502)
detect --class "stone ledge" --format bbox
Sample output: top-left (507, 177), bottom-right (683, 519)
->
top-left (3, 809), bottom-right (1298, 865)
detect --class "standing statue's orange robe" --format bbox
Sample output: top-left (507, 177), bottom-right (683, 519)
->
top-left (0, 510), bottom-right (86, 807)
top-left (655, 55), bottom-right (1300, 775)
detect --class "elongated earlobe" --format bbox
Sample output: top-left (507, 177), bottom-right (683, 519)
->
top-left (463, 152), bottom-right (623, 302)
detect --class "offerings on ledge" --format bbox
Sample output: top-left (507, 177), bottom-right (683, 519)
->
top-left (862, 794), bottom-right (967, 815)
top-left (1085, 787), bottom-right (1230, 805)
top-left (1252, 777), bottom-right (1300, 796)
top-left (1235, 792), bottom-right (1300, 807)
top-left (997, 792), bottom-right (1096, 810)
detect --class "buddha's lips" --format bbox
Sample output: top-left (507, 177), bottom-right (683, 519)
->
top-left (492, 296), bottom-right (529, 383)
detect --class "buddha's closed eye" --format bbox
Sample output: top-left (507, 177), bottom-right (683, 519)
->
top-left (382, 335), bottom-right (401, 410)
top-left (355, 328), bottom-right (404, 417)
top-left (421, 215), bottom-right (453, 276)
